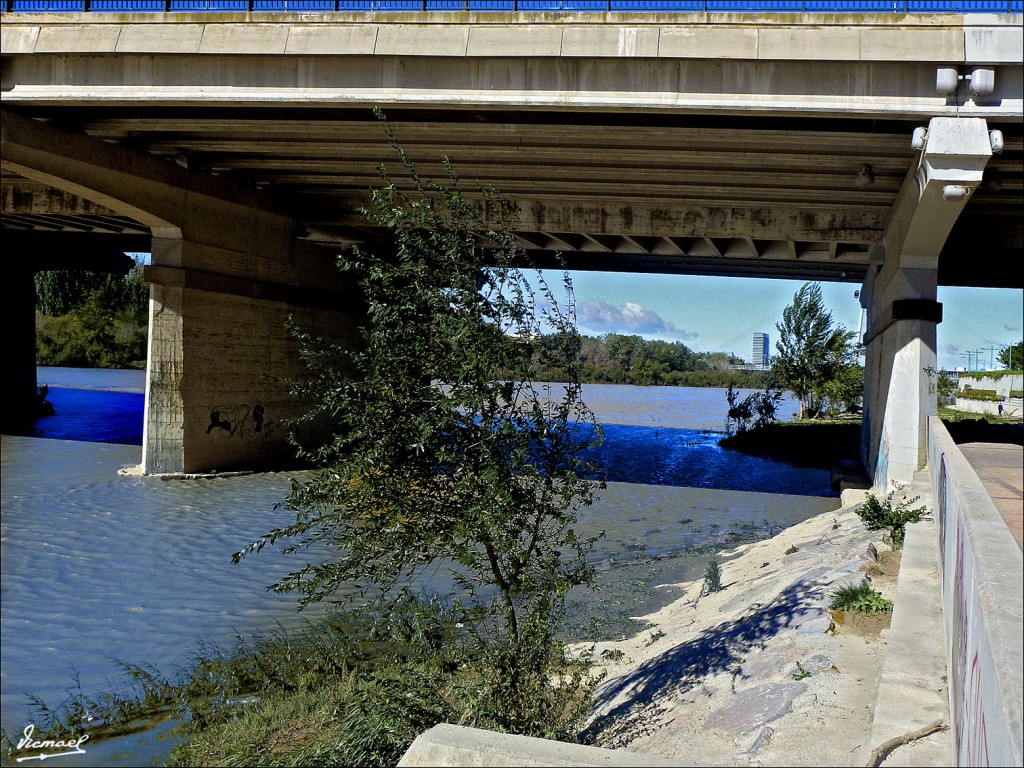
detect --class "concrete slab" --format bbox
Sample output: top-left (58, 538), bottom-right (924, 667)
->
top-left (198, 25), bottom-right (289, 54)
top-left (466, 26), bottom-right (562, 57)
top-left (560, 27), bottom-right (660, 58)
top-left (959, 442), bottom-right (1024, 552)
top-left (657, 27), bottom-right (757, 59)
top-left (0, 24), bottom-right (39, 54)
top-left (397, 723), bottom-right (682, 767)
top-left (285, 25), bottom-right (378, 55)
top-left (35, 25), bottom-right (121, 53)
top-left (116, 25), bottom-right (205, 54)
top-left (375, 24), bottom-right (469, 57)
top-left (865, 516), bottom-right (952, 767)
top-left (859, 28), bottom-right (965, 61)
top-left (965, 26), bottom-right (1024, 64)
top-left (758, 27), bottom-right (860, 61)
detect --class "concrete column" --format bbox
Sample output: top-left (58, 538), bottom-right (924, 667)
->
top-left (861, 117), bottom-right (994, 488)
top-left (142, 235), bottom-right (363, 475)
top-left (862, 265), bottom-right (941, 485)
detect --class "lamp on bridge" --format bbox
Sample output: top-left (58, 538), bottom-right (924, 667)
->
top-left (936, 66), bottom-right (996, 98)
top-left (855, 164), bottom-right (875, 188)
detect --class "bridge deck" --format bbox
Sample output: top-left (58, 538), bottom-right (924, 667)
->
top-left (960, 442), bottom-right (1024, 551)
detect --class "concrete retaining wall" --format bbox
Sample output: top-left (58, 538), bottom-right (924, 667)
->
top-left (956, 373), bottom-right (1023, 397)
top-left (952, 397), bottom-right (1023, 419)
top-left (928, 417), bottom-right (1023, 766)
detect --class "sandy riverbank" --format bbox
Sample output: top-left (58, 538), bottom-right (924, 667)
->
top-left (576, 490), bottom-right (904, 767)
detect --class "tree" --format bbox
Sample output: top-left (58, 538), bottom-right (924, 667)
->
top-left (234, 115), bottom-right (604, 735)
top-left (35, 262), bottom-right (150, 369)
top-left (771, 283), bottom-right (857, 419)
top-left (997, 341), bottom-right (1023, 370)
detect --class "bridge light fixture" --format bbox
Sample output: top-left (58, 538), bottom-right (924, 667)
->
top-left (989, 129), bottom-right (1005, 154)
top-left (936, 67), bottom-right (960, 95)
top-left (968, 68), bottom-right (995, 96)
top-left (911, 127), bottom-right (928, 151)
top-left (855, 164), bottom-right (875, 188)
top-left (942, 185), bottom-right (970, 201)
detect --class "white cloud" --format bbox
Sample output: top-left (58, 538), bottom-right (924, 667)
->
top-left (578, 300), bottom-right (698, 340)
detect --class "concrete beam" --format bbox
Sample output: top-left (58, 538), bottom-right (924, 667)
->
top-left (861, 117), bottom-right (993, 488)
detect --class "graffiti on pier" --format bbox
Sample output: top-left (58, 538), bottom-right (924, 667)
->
top-left (205, 403), bottom-right (277, 440)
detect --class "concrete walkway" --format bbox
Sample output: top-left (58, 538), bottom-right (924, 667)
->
top-left (959, 442), bottom-right (1024, 551)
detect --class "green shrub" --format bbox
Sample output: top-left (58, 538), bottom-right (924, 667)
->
top-left (1010, 390), bottom-right (1023, 399)
top-left (959, 370), bottom-right (1022, 381)
top-left (701, 560), bottom-right (723, 595)
top-left (784, 545), bottom-right (799, 555)
top-left (856, 486), bottom-right (926, 549)
top-left (829, 582), bottom-right (893, 613)
top-left (957, 388), bottom-right (1003, 402)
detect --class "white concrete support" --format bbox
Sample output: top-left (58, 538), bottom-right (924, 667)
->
top-left (861, 117), bottom-right (994, 488)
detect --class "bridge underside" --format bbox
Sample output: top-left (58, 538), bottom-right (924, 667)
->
top-left (4, 108), bottom-right (1021, 286)
top-left (2, 12), bottom-right (1021, 477)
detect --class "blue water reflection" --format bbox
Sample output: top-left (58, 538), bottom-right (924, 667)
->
top-left (30, 387), bottom-right (144, 446)
top-left (592, 424), bottom-right (832, 496)
top-left (22, 384), bottom-right (831, 496)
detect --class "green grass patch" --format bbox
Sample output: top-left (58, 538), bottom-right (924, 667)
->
top-left (829, 582), bottom-right (893, 613)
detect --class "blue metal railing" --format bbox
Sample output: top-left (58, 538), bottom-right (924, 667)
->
top-left (3, 0), bottom-right (1020, 12)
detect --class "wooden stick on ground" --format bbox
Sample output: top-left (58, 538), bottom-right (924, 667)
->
top-left (865, 719), bottom-right (948, 767)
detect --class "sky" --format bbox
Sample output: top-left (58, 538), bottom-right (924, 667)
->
top-left (539, 270), bottom-right (1023, 373)
top-left (129, 252), bottom-right (1020, 372)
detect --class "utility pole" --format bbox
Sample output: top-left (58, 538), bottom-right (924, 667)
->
top-left (982, 345), bottom-right (1002, 369)
top-left (961, 351), bottom-right (975, 371)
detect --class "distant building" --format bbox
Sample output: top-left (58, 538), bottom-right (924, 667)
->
top-left (752, 333), bottom-right (769, 370)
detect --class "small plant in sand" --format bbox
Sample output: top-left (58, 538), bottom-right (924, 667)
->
top-left (644, 629), bottom-right (666, 647)
top-left (856, 485), bottom-right (926, 549)
top-left (792, 661), bottom-right (811, 681)
top-left (701, 560), bottom-right (723, 595)
top-left (785, 545), bottom-right (799, 555)
top-left (829, 581), bottom-right (893, 613)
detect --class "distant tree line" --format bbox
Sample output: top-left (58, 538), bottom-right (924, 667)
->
top-left (524, 332), bottom-right (769, 388)
top-left (34, 263), bottom-right (149, 369)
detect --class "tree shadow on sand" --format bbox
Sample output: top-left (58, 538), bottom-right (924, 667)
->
top-left (582, 575), bottom-right (831, 748)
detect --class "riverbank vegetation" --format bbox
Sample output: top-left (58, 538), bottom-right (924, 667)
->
top-left (769, 282), bottom-right (860, 420)
top-left (34, 263), bottom-right (149, 369)
top-left (718, 418), bottom-right (862, 469)
top-left (226, 116), bottom-right (605, 755)
top-left (527, 333), bottom-right (769, 388)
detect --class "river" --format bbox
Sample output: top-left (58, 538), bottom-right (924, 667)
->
top-left (1, 368), bottom-right (838, 765)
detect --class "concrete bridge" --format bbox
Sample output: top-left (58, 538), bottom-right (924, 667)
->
top-left (1, 8), bottom-right (1021, 480)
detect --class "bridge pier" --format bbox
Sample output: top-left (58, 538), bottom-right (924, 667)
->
top-left (861, 117), bottom-right (995, 488)
top-left (1, 110), bottom-right (361, 474)
top-left (143, 235), bottom-right (362, 475)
